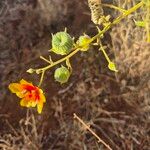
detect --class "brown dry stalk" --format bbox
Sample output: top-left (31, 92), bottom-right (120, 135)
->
top-left (73, 113), bottom-right (112, 150)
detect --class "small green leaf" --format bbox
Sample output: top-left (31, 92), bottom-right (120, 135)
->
top-left (134, 20), bottom-right (146, 27)
top-left (108, 62), bottom-right (118, 72)
top-left (54, 66), bottom-right (70, 84)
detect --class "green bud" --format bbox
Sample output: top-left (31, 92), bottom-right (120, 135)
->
top-left (77, 35), bottom-right (91, 51)
top-left (54, 66), bottom-right (70, 84)
top-left (108, 62), bottom-right (118, 72)
top-left (27, 68), bottom-right (35, 74)
top-left (51, 32), bottom-right (73, 55)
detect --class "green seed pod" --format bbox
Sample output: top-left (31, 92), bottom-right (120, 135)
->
top-left (54, 66), bottom-right (70, 84)
top-left (51, 32), bottom-right (73, 55)
top-left (77, 35), bottom-right (91, 51)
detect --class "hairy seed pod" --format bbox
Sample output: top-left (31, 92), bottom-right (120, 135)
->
top-left (54, 66), bottom-right (70, 84)
top-left (51, 32), bottom-right (73, 55)
top-left (88, 0), bottom-right (104, 24)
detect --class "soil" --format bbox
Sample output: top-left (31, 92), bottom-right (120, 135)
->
top-left (0, 0), bottom-right (149, 150)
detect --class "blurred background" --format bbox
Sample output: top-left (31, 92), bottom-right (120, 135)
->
top-left (0, 0), bottom-right (149, 149)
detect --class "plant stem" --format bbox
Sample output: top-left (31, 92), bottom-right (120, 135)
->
top-left (102, 3), bottom-right (126, 13)
top-left (38, 71), bottom-right (45, 87)
top-left (99, 43), bottom-right (111, 64)
top-left (90, 1), bottom-right (144, 43)
top-left (40, 56), bottom-right (51, 64)
top-left (36, 48), bottom-right (80, 72)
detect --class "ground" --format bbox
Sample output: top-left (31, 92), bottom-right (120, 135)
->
top-left (0, 0), bottom-right (149, 150)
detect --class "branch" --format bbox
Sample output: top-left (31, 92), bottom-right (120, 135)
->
top-left (73, 113), bottom-right (112, 150)
top-left (32, 1), bottom-right (143, 86)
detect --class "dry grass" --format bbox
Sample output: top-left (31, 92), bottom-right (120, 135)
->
top-left (0, 0), bottom-right (149, 150)
top-left (0, 111), bottom-right (44, 150)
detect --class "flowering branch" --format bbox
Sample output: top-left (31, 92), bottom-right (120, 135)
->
top-left (29, 1), bottom-right (143, 86)
top-left (9, 1), bottom-right (144, 114)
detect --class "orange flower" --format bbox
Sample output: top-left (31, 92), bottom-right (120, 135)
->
top-left (8, 79), bottom-right (46, 114)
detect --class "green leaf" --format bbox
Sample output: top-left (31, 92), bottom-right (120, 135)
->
top-left (134, 20), bottom-right (146, 27)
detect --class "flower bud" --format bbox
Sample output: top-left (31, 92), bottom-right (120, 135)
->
top-left (108, 62), bottom-right (118, 72)
top-left (77, 35), bottom-right (91, 51)
top-left (27, 68), bottom-right (35, 74)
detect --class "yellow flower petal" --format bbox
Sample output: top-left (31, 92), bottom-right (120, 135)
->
top-left (39, 90), bottom-right (46, 103)
top-left (20, 79), bottom-right (32, 85)
top-left (27, 101), bottom-right (37, 107)
top-left (31, 101), bottom-right (37, 107)
top-left (16, 92), bottom-right (25, 98)
top-left (37, 102), bottom-right (43, 114)
top-left (20, 98), bottom-right (28, 107)
top-left (9, 83), bottom-right (23, 93)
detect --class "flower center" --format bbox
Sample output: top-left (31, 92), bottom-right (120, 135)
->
top-left (23, 85), bottom-right (40, 101)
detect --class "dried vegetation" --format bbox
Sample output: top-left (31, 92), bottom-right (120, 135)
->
top-left (0, 0), bottom-right (149, 150)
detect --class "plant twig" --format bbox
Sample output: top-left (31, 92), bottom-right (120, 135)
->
top-left (102, 4), bottom-right (126, 13)
top-left (38, 70), bottom-right (45, 87)
top-left (36, 48), bottom-right (80, 72)
top-left (99, 42), bottom-right (111, 64)
top-left (73, 113), bottom-right (112, 150)
top-left (40, 56), bottom-right (51, 64)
